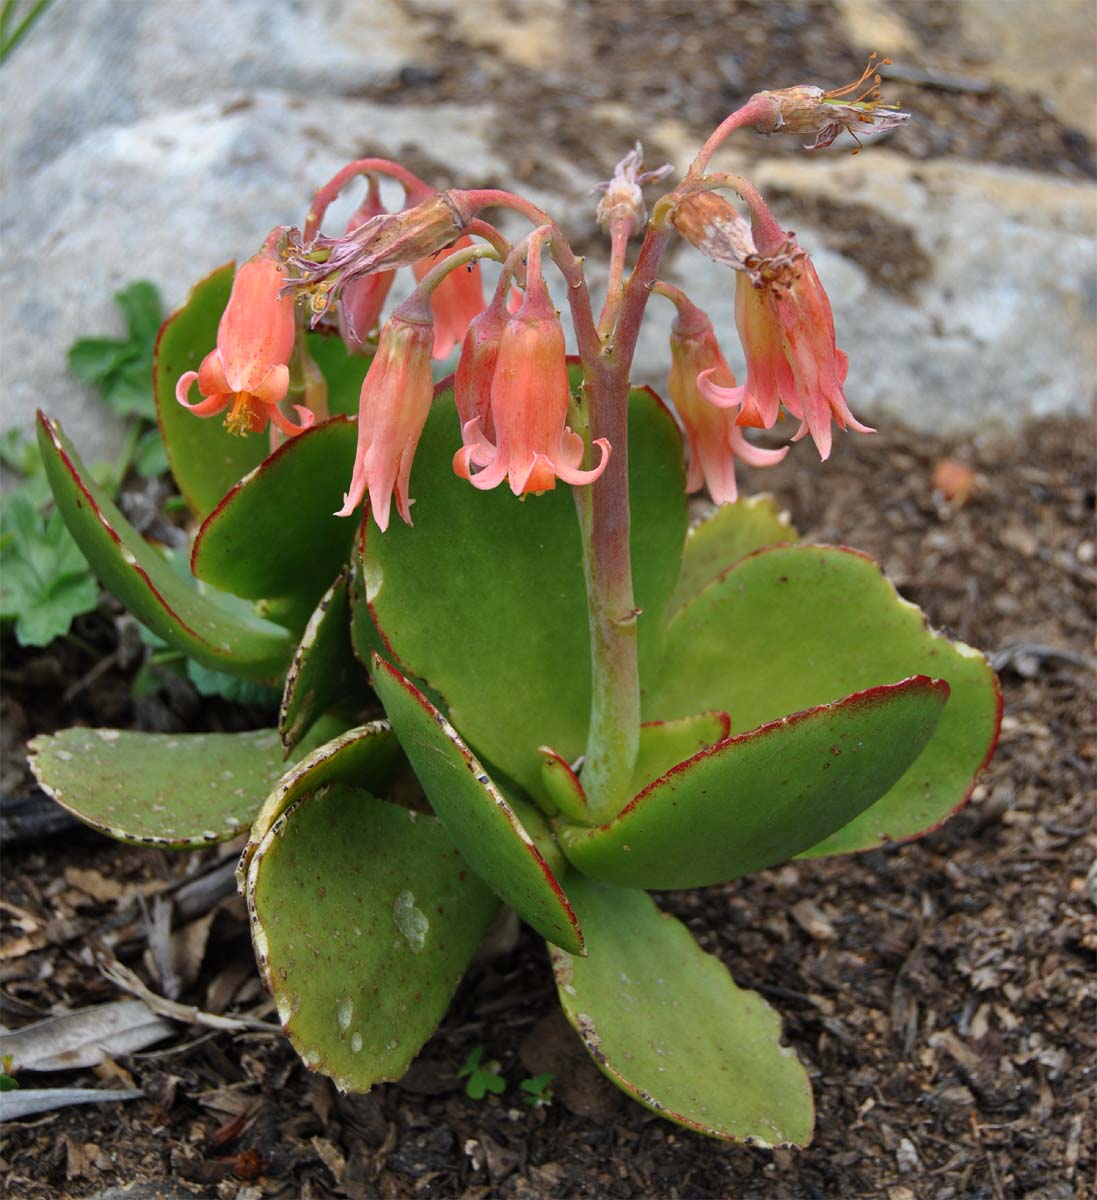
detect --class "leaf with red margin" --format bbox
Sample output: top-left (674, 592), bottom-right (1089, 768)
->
top-left (647, 544), bottom-right (1002, 855)
top-left (558, 677), bottom-right (948, 888)
top-left (246, 784), bottom-right (498, 1093)
top-left (190, 417), bottom-right (358, 615)
top-left (36, 413), bottom-right (293, 682)
top-left (371, 657), bottom-right (585, 955)
top-left (279, 569), bottom-right (372, 754)
top-left (238, 720), bottom-right (402, 888)
top-left (668, 494), bottom-right (797, 617)
top-left (550, 876), bottom-right (814, 1147)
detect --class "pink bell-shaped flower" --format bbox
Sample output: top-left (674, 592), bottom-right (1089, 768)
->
top-left (453, 236), bottom-right (609, 496)
top-left (176, 249), bottom-right (312, 438)
top-left (336, 310), bottom-right (435, 530)
top-left (413, 235), bottom-right (485, 359)
top-left (668, 297), bottom-right (787, 505)
top-left (694, 192), bottom-right (873, 461)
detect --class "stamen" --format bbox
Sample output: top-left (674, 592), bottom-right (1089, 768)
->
top-left (824, 54), bottom-right (891, 102)
top-left (224, 392), bottom-right (257, 436)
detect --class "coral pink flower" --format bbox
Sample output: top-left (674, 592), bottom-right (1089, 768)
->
top-left (453, 237), bottom-right (609, 496)
top-left (337, 178), bottom-right (395, 353)
top-left (668, 299), bottom-right (787, 505)
top-left (697, 195), bottom-right (872, 461)
top-left (453, 278), bottom-right (510, 446)
top-left (413, 235), bottom-right (485, 359)
top-left (337, 312), bottom-right (435, 530)
top-left (176, 252), bottom-right (312, 438)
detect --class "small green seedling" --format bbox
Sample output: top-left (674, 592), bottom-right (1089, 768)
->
top-left (457, 1047), bottom-right (507, 1101)
top-left (519, 1073), bottom-right (555, 1108)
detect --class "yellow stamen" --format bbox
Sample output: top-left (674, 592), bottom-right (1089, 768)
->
top-left (224, 391), bottom-right (257, 436)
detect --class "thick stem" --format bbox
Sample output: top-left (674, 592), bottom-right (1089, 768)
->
top-left (573, 219), bottom-right (676, 821)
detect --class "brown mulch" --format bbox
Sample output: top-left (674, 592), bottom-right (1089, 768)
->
top-left (2, 412), bottom-right (1094, 1200)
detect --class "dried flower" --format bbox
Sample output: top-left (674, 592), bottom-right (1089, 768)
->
top-left (593, 142), bottom-right (673, 239)
top-left (287, 191), bottom-right (470, 322)
top-left (755, 56), bottom-right (910, 152)
top-left (337, 177), bottom-right (395, 353)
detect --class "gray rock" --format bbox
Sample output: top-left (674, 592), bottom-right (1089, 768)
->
top-left (2, 0), bottom-right (1093, 474)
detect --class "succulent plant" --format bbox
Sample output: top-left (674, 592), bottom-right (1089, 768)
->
top-left (30, 68), bottom-right (1000, 1149)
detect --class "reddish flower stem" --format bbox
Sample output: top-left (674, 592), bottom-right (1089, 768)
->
top-left (304, 158), bottom-right (432, 241)
top-left (687, 93), bottom-right (779, 178)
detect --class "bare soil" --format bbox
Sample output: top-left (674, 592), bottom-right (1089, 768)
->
top-left (2, 412), bottom-right (1094, 1200)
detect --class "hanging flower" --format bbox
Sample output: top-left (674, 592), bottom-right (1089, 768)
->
top-left (336, 312), bottom-right (435, 530)
top-left (454, 235), bottom-right (609, 496)
top-left (413, 235), bottom-right (486, 359)
top-left (337, 177), bottom-right (395, 353)
top-left (454, 276), bottom-right (510, 445)
top-left (667, 297), bottom-right (787, 505)
top-left (683, 187), bottom-right (873, 460)
top-left (176, 250), bottom-right (312, 438)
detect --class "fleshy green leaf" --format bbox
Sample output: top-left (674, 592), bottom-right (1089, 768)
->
top-left (245, 784), bottom-right (498, 1092)
top-left (372, 657), bottom-right (584, 954)
top-left (551, 877), bottom-right (813, 1147)
top-left (238, 720), bottom-right (401, 887)
top-left (154, 263), bottom-right (268, 517)
top-left (279, 569), bottom-right (371, 752)
top-left (0, 491), bottom-right (98, 646)
top-left (28, 727), bottom-right (289, 847)
top-left (669, 495), bottom-right (796, 616)
top-left (630, 712), bottom-right (730, 794)
top-left (364, 388), bottom-right (687, 799)
top-left (558, 678), bottom-right (948, 888)
top-left (190, 417), bottom-right (358, 615)
top-left (37, 411), bottom-right (294, 681)
top-left (648, 545), bottom-right (1001, 853)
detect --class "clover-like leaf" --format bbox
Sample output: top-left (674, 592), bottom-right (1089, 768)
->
top-left (37, 412), bottom-right (294, 682)
top-left (363, 388), bottom-right (687, 799)
top-left (28, 727), bottom-right (289, 847)
top-left (0, 491), bottom-right (98, 646)
top-left (372, 657), bottom-right (584, 954)
top-left (648, 545), bottom-right (1001, 854)
top-left (245, 783), bottom-right (498, 1092)
top-left (551, 877), bottom-right (813, 1147)
top-left (558, 678), bottom-right (948, 888)
top-left (190, 417), bottom-right (358, 619)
